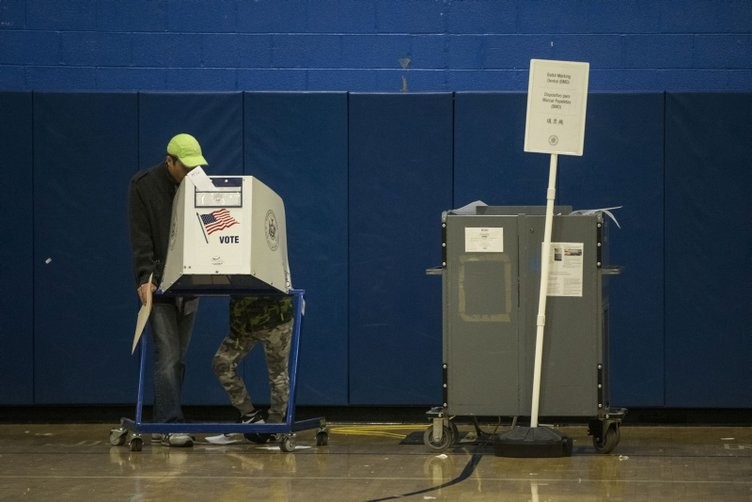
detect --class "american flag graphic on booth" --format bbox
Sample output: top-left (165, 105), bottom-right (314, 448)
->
top-left (200, 208), bottom-right (239, 235)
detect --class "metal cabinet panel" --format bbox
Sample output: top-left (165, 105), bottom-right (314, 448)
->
top-left (443, 209), bottom-right (613, 418)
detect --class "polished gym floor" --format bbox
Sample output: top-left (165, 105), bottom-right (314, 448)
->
top-left (0, 419), bottom-right (749, 501)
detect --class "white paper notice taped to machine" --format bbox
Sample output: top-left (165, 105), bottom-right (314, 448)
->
top-left (546, 242), bottom-right (584, 297)
top-left (160, 175), bottom-right (292, 294)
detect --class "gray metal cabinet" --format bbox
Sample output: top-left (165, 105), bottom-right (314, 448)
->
top-left (441, 207), bottom-right (616, 418)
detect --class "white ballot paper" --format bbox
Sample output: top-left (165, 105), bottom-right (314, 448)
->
top-left (131, 273), bottom-right (153, 354)
top-left (186, 165), bottom-right (216, 191)
top-left (570, 205), bottom-right (623, 228)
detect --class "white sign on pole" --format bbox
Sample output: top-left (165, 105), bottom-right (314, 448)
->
top-left (524, 59), bottom-right (590, 156)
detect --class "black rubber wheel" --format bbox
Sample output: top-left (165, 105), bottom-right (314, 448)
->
top-left (280, 436), bottom-right (295, 452)
top-left (109, 428), bottom-right (127, 446)
top-left (593, 425), bottom-right (620, 454)
top-left (129, 436), bottom-right (143, 452)
top-left (315, 431), bottom-right (329, 446)
top-left (423, 425), bottom-right (455, 452)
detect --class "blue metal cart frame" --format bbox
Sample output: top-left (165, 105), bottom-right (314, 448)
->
top-left (110, 288), bottom-right (327, 452)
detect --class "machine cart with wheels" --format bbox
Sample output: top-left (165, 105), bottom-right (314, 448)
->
top-left (424, 205), bottom-right (625, 454)
top-left (111, 174), bottom-right (327, 452)
top-left (110, 289), bottom-right (328, 452)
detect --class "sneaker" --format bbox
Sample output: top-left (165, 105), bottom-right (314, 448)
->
top-left (161, 433), bottom-right (194, 447)
top-left (242, 409), bottom-right (272, 444)
top-left (241, 409), bottom-right (267, 425)
top-left (205, 433), bottom-right (243, 445)
top-left (206, 410), bottom-right (266, 445)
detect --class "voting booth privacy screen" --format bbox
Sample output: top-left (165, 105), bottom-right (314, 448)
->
top-left (161, 175), bottom-right (292, 295)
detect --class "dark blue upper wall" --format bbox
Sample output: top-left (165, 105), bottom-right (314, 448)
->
top-left (1, 0), bottom-right (751, 92)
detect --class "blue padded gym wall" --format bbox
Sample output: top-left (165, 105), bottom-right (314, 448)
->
top-left (348, 93), bottom-right (453, 405)
top-left (453, 92), bottom-right (666, 407)
top-left (137, 92), bottom-right (244, 405)
top-left (6, 89), bottom-right (752, 410)
top-left (33, 92), bottom-right (139, 403)
top-left (453, 92), bottom-right (542, 207)
top-left (664, 93), bottom-right (752, 407)
top-left (0, 92), bottom-right (34, 404)
top-left (244, 92), bottom-right (350, 406)
top-left (563, 93), bottom-right (665, 407)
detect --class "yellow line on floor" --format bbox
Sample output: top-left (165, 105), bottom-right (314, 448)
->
top-left (329, 424), bottom-right (426, 439)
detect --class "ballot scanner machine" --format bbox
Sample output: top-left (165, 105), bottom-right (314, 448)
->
top-left (425, 206), bottom-right (625, 454)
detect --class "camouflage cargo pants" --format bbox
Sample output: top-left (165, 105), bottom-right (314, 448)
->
top-left (211, 319), bottom-right (293, 422)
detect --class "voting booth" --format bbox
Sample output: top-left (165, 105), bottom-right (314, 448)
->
top-left (114, 172), bottom-right (329, 452)
top-left (160, 174), bottom-right (291, 295)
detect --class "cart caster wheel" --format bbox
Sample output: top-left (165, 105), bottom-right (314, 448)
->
top-left (593, 425), bottom-right (620, 454)
top-left (423, 425), bottom-right (455, 452)
top-left (128, 435), bottom-right (143, 452)
top-left (315, 431), bottom-right (329, 446)
top-left (109, 428), bottom-right (127, 446)
top-left (280, 435), bottom-right (295, 452)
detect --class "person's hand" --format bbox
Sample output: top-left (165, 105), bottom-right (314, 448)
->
top-left (137, 282), bottom-right (156, 305)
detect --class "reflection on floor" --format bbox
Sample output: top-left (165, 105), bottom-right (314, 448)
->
top-left (0, 422), bottom-right (750, 501)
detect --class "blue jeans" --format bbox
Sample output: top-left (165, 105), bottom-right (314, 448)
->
top-left (149, 298), bottom-right (198, 422)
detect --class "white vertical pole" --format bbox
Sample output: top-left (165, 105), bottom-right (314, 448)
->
top-left (530, 153), bottom-right (558, 429)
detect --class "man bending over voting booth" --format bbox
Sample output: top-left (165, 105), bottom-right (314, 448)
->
top-left (115, 170), bottom-right (326, 451)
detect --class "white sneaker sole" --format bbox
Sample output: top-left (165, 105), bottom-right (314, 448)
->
top-left (205, 433), bottom-right (243, 445)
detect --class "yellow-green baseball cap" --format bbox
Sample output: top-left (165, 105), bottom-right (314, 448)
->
top-left (166, 133), bottom-right (208, 168)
